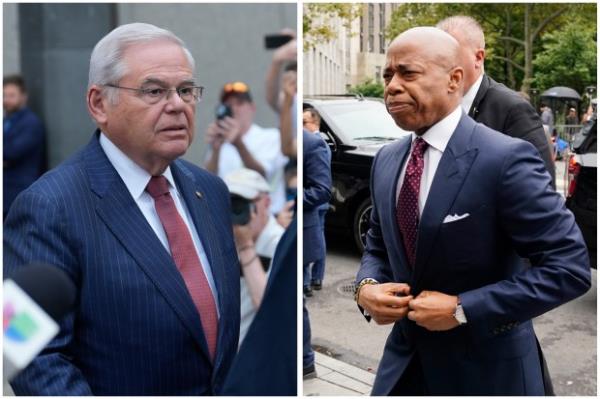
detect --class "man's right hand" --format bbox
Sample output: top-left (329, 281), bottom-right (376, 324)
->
top-left (357, 283), bottom-right (413, 325)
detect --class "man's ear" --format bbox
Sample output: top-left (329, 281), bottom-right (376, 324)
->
top-left (448, 66), bottom-right (464, 94)
top-left (87, 85), bottom-right (109, 125)
top-left (475, 48), bottom-right (486, 70)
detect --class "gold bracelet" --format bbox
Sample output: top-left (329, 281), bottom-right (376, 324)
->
top-left (354, 278), bottom-right (379, 303)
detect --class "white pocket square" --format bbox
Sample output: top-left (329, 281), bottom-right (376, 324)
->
top-left (443, 213), bottom-right (470, 224)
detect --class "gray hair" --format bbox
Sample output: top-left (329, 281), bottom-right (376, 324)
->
top-left (88, 22), bottom-right (195, 103)
top-left (436, 15), bottom-right (485, 50)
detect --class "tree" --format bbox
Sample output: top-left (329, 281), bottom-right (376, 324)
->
top-left (303, 3), bottom-right (361, 51)
top-left (385, 3), bottom-right (596, 92)
top-left (533, 23), bottom-right (597, 96)
top-left (348, 79), bottom-right (384, 98)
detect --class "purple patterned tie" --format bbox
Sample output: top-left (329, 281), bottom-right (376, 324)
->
top-left (396, 137), bottom-right (429, 268)
top-left (146, 176), bottom-right (218, 361)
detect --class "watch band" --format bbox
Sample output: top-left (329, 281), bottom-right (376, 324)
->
top-left (354, 278), bottom-right (379, 303)
top-left (454, 303), bottom-right (467, 325)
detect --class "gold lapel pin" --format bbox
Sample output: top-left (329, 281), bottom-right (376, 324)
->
top-left (195, 191), bottom-right (203, 199)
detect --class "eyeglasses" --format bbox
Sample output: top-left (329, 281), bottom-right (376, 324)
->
top-left (222, 81), bottom-right (249, 94)
top-left (105, 84), bottom-right (204, 104)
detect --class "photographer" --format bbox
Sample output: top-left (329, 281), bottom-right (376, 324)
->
top-left (224, 168), bottom-right (284, 344)
top-left (205, 82), bottom-right (288, 213)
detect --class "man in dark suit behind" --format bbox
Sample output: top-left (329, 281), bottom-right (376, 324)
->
top-left (4, 23), bottom-right (240, 395)
top-left (355, 27), bottom-right (590, 396)
top-left (437, 15), bottom-right (556, 188)
top-left (3, 75), bottom-right (46, 217)
top-left (302, 128), bottom-right (332, 377)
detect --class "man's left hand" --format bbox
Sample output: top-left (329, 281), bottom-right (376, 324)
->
top-left (407, 291), bottom-right (460, 331)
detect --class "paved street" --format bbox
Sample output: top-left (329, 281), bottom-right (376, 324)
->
top-left (305, 161), bottom-right (597, 396)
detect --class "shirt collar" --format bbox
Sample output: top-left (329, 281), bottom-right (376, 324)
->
top-left (412, 105), bottom-right (462, 153)
top-left (99, 132), bottom-right (177, 200)
top-left (461, 72), bottom-right (484, 114)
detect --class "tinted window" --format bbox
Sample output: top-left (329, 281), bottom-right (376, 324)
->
top-left (319, 101), bottom-right (410, 143)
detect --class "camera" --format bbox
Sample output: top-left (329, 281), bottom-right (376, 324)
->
top-left (230, 194), bottom-right (255, 225)
top-left (215, 103), bottom-right (233, 120)
top-left (264, 33), bottom-right (293, 49)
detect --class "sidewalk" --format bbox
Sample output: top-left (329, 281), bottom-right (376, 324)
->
top-left (304, 352), bottom-right (374, 396)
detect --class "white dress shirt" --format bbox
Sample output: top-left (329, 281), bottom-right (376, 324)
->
top-left (461, 73), bottom-right (484, 114)
top-left (100, 133), bottom-right (220, 313)
top-left (212, 123), bottom-right (289, 213)
top-left (396, 106), bottom-right (462, 216)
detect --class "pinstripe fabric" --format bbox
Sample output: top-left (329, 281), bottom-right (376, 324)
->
top-left (4, 131), bottom-right (240, 395)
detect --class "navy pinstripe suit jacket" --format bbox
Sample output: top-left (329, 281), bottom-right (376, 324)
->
top-left (4, 132), bottom-right (240, 395)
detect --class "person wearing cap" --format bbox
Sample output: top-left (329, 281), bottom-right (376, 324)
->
top-left (224, 168), bottom-right (285, 344)
top-left (205, 82), bottom-right (288, 214)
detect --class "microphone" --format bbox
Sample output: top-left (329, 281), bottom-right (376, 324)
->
top-left (3, 263), bottom-right (76, 382)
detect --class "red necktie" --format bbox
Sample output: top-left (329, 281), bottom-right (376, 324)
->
top-left (396, 137), bottom-right (429, 268)
top-left (146, 176), bottom-right (218, 361)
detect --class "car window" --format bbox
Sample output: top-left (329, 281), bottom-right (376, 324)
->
top-left (318, 101), bottom-right (410, 143)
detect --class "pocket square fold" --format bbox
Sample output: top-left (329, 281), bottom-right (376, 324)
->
top-left (443, 213), bottom-right (470, 223)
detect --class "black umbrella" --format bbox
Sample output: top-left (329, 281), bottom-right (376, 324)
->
top-left (541, 86), bottom-right (581, 101)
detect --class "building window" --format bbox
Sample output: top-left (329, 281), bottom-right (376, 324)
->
top-left (375, 66), bottom-right (382, 83)
top-left (369, 34), bottom-right (374, 52)
top-left (379, 33), bottom-right (385, 54)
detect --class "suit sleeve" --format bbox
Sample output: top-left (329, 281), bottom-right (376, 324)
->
top-left (303, 138), bottom-right (331, 211)
top-left (356, 148), bottom-right (394, 285)
top-left (504, 101), bottom-right (556, 188)
top-left (3, 115), bottom-right (45, 162)
top-left (4, 190), bottom-right (93, 395)
top-left (459, 140), bottom-right (591, 339)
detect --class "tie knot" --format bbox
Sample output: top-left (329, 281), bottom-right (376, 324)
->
top-left (412, 137), bottom-right (429, 157)
top-left (146, 176), bottom-right (170, 199)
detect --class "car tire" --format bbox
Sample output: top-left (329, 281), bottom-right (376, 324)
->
top-left (353, 198), bottom-right (372, 254)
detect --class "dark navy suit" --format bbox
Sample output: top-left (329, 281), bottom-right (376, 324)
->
top-left (302, 129), bottom-right (331, 370)
top-left (4, 132), bottom-right (240, 395)
top-left (357, 113), bottom-right (590, 395)
top-left (3, 107), bottom-right (46, 215)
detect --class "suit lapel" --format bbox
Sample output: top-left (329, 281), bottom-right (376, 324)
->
top-left (412, 115), bottom-right (479, 289)
top-left (84, 133), bottom-right (213, 363)
top-left (386, 137), bottom-right (412, 276)
top-left (469, 74), bottom-right (490, 120)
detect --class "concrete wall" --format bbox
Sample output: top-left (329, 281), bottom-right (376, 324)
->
top-left (3, 3), bottom-right (20, 75)
top-left (6, 3), bottom-right (296, 167)
top-left (18, 4), bottom-right (114, 167)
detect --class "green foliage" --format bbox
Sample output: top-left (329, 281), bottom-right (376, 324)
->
top-left (385, 3), bottom-right (597, 92)
top-left (533, 23), bottom-right (597, 95)
top-left (303, 3), bottom-right (362, 50)
top-left (348, 79), bottom-right (384, 98)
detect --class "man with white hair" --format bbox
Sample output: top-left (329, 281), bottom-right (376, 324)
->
top-left (437, 15), bottom-right (556, 188)
top-left (223, 168), bottom-right (284, 344)
top-left (4, 23), bottom-right (240, 395)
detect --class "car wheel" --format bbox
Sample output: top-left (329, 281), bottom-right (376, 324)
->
top-left (353, 198), bottom-right (372, 253)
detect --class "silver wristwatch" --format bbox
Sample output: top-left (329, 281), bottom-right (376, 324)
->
top-left (454, 303), bottom-right (467, 325)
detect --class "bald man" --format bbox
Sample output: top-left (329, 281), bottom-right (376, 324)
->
top-left (354, 27), bottom-right (590, 395)
top-left (437, 15), bottom-right (556, 188)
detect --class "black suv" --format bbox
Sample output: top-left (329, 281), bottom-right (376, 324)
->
top-left (566, 112), bottom-right (596, 268)
top-left (304, 96), bottom-right (411, 252)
